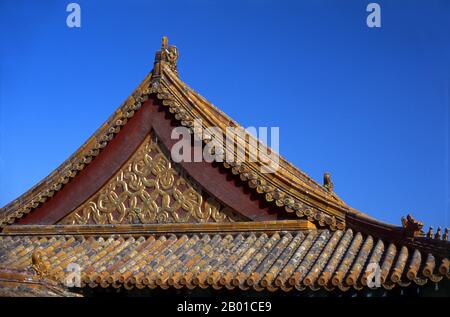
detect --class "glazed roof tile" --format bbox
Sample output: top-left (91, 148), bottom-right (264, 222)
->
top-left (1, 229), bottom-right (448, 294)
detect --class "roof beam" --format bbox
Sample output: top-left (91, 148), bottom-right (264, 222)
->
top-left (1, 220), bottom-right (316, 236)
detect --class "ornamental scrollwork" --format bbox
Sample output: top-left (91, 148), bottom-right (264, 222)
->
top-left (60, 133), bottom-right (237, 225)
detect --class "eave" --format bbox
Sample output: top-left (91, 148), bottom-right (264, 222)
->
top-left (0, 224), bottom-right (448, 294)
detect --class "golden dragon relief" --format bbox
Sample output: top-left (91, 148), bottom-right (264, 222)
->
top-left (59, 133), bottom-right (239, 225)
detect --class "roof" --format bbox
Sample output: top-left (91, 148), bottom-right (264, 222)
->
top-left (0, 37), bottom-right (354, 230)
top-left (1, 224), bottom-right (448, 294)
top-left (0, 37), bottom-right (448, 297)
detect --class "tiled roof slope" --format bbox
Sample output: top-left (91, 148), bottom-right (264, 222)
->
top-left (1, 230), bottom-right (448, 293)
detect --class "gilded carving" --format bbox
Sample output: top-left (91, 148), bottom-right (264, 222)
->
top-left (60, 133), bottom-right (237, 225)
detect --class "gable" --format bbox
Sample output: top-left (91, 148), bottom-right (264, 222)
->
top-left (59, 132), bottom-right (241, 225)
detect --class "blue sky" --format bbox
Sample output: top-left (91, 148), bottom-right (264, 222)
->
top-left (0, 0), bottom-right (449, 228)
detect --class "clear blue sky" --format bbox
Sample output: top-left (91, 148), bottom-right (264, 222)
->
top-left (0, 0), bottom-right (449, 228)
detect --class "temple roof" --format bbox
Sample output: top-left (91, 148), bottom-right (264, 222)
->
top-left (0, 37), bottom-right (355, 230)
top-left (0, 37), bottom-right (448, 296)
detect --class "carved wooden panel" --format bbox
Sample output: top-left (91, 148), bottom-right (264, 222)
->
top-left (59, 133), bottom-right (240, 225)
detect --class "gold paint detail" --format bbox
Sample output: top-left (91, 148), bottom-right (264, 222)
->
top-left (59, 134), bottom-right (238, 225)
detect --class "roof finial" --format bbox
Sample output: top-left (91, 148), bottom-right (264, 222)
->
top-left (323, 172), bottom-right (334, 192)
top-left (426, 226), bottom-right (433, 238)
top-left (401, 214), bottom-right (424, 238)
top-left (160, 36), bottom-right (179, 73)
top-left (435, 226), bottom-right (442, 240)
top-left (152, 36), bottom-right (179, 79)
